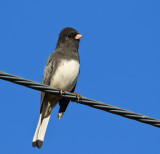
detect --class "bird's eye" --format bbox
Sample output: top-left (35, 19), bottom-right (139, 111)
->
top-left (68, 35), bottom-right (72, 38)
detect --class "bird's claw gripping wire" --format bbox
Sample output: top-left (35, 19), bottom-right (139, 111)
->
top-left (73, 92), bottom-right (82, 103)
top-left (58, 88), bottom-right (64, 97)
top-left (58, 88), bottom-right (81, 103)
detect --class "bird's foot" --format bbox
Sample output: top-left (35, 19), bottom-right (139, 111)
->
top-left (73, 92), bottom-right (82, 103)
top-left (58, 88), bottom-right (65, 97)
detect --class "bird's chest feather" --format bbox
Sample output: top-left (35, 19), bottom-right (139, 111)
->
top-left (50, 59), bottom-right (80, 91)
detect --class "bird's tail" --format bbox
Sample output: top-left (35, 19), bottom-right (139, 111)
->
top-left (32, 114), bottom-right (50, 149)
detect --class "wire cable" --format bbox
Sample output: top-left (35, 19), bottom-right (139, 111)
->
top-left (0, 70), bottom-right (160, 128)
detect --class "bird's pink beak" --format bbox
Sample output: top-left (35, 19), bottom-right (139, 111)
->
top-left (75, 34), bottom-right (83, 40)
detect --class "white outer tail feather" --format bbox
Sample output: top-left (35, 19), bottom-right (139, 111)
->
top-left (33, 114), bottom-right (42, 143)
top-left (32, 114), bottom-right (50, 143)
top-left (58, 112), bottom-right (64, 119)
top-left (37, 115), bottom-right (50, 141)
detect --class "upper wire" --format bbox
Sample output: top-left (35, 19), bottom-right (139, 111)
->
top-left (0, 71), bottom-right (160, 128)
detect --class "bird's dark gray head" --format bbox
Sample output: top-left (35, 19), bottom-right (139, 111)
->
top-left (56, 27), bottom-right (83, 49)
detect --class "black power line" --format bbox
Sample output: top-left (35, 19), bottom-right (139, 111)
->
top-left (0, 71), bottom-right (160, 128)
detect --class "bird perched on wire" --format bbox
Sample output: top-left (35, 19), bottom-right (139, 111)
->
top-left (32, 27), bottom-right (83, 149)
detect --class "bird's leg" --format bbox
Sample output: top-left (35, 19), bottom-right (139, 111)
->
top-left (58, 88), bottom-right (65, 97)
top-left (73, 92), bottom-right (82, 103)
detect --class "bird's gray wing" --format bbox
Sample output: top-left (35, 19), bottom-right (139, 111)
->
top-left (40, 51), bottom-right (56, 113)
top-left (58, 83), bottom-right (77, 119)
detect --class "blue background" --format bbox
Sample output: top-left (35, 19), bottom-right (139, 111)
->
top-left (0, 0), bottom-right (160, 153)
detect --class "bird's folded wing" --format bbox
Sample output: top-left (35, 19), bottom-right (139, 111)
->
top-left (40, 51), bottom-right (57, 110)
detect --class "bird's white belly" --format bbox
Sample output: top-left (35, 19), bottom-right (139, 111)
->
top-left (50, 59), bottom-right (80, 91)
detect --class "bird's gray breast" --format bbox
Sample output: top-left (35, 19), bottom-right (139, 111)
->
top-left (50, 59), bottom-right (80, 91)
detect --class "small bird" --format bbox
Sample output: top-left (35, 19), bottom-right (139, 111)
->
top-left (32, 27), bottom-right (83, 149)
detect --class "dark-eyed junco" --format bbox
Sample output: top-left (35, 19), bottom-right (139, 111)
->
top-left (32, 27), bottom-right (83, 149)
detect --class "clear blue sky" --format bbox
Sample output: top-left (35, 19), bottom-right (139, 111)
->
top-left (0, 0), bottom-right (160, 154)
